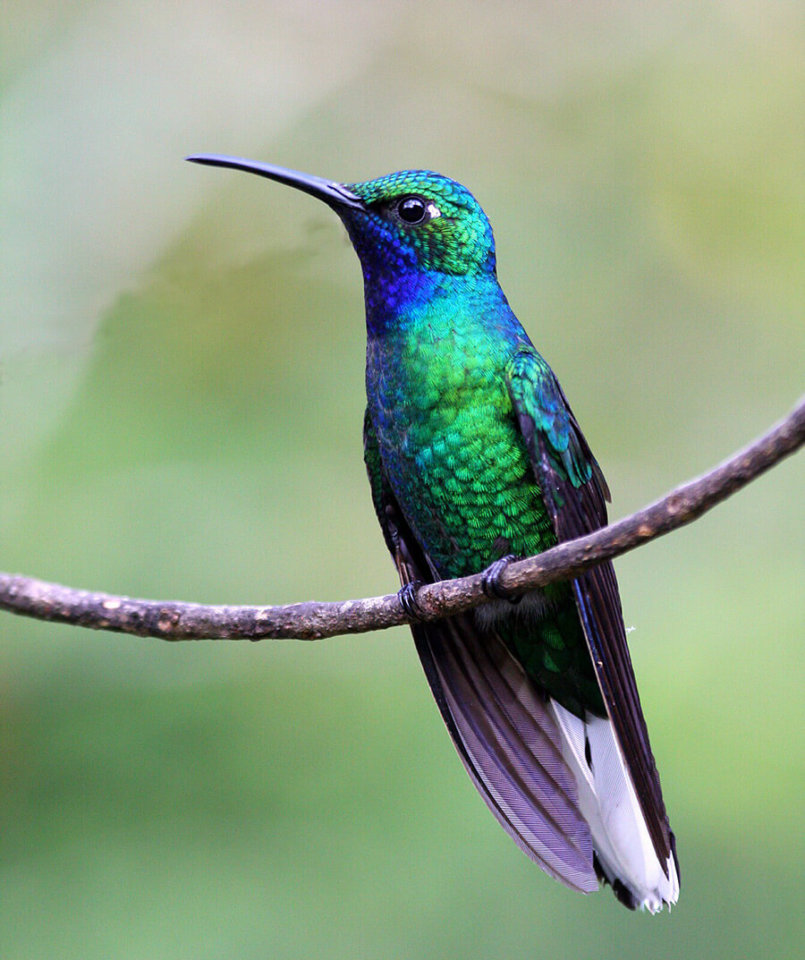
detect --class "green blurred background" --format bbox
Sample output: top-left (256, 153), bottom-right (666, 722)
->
top-left (2, 2), bottom-right (803, 957)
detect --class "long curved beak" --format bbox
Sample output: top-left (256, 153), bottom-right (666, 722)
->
top-left (186, 154), bottom-right (365, 212)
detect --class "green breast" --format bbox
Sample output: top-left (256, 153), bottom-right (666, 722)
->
top-left (370, 311), bottom-right (555, 578)
top-left (367, 306), bottom-right (603, 716)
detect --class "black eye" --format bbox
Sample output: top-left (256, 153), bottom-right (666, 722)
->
top-left (396, 195), bottom-right (428, 225)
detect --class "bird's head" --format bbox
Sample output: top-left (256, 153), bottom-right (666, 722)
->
top-left (187, 156), bottom-right (497, 279)
top-left (344, 169), bottom-right (496, 277)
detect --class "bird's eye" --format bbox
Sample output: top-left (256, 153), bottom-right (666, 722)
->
top-left (396, 195), bottom-right (430, 225)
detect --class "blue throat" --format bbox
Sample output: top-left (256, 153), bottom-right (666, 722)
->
top-left (359, 264), bottom-right (518, 342)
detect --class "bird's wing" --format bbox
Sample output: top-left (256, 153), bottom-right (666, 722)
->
top-left (363, 410), bottom-right (598, 892)
top-left (505, 346), bottom-right (673, 868)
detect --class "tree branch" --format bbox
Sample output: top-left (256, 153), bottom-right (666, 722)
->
top-left (1, 399), bottom-right (802, 642)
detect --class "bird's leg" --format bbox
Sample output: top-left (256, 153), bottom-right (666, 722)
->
top-left (397, 581), bottom-right (428, 621)
top-left (481, 554), bottom-right (522, 604)
top-left (382, 501), bottom-right (430, 622)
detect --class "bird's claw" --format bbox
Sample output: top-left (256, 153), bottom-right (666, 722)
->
top-left (482, 554), bottom-right (522, 603)
top-left (398, 581), bottom-right (427, 621)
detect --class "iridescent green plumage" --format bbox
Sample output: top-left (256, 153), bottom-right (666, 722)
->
top-left (360, 276), bottom-right (602, 715)
top-left (188, 155), bottom-right (679, 911)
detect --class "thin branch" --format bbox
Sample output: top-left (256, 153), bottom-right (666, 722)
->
top-left (1, 399), bottom-right (802, 642)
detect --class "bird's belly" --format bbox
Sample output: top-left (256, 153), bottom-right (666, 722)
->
top-left (376, 389), bottom-right (555, 580)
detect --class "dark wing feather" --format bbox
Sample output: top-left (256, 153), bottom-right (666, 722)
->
top-left (505, 347), bottom-right (673, 870)
top-left (363, 411), bottom-right (598, 892)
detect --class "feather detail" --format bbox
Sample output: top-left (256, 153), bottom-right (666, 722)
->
top-left (549, 700), bottom-right (679, 911)
top-left (506, 349), bottom-right (677, 887)
top-left (413, 614), bottom-right (599, 892)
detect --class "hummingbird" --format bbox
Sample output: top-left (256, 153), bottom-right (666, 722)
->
top-left (187, 154), bottom-right (679, 912)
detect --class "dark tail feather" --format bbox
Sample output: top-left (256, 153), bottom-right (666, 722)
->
top-left (412, 614), bottom-right (598, 893)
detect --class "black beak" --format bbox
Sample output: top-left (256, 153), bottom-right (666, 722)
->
top-left (186, 154), bottom-right (365, 212)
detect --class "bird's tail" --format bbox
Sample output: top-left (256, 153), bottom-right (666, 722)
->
top-left (549, 700), bottom-right (680, 912)
top-left (412, 612), bottom-right (602, 893)
top-left (411, 607), bottom-right (678, 911)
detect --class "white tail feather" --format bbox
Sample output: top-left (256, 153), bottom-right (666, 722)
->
top-left (550, 701), bottom-right (679, 912)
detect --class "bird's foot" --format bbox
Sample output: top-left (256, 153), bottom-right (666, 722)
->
top-left (482, 555), bottom-right (522, 604)
top-left (397, 581), bottom-right (428, 621)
